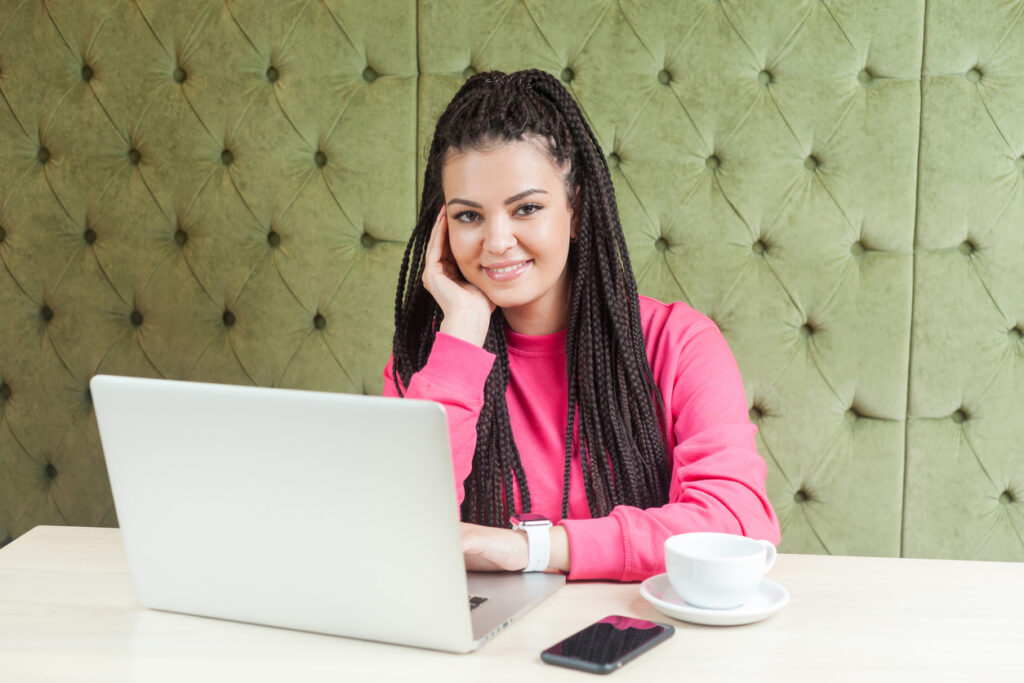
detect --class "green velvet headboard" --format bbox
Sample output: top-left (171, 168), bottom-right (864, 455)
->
top-left (1, 0), bottom-right (1021, 561)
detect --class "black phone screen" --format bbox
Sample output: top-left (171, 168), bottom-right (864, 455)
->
top-left (540, 615), bottom-right (674, 673)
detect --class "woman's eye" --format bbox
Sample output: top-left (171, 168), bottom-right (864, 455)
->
top-left (454, 204), bottom-right (542, 222)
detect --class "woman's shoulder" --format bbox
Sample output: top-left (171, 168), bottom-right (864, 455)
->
top-left (636, 295), bottom-right (738, 380)
top-left (637, 294), bottom-right (718, 338)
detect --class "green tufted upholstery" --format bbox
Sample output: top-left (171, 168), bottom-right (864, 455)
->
top-left (906, 0), bottom-right (1024, 559)
top-left (0, 0), bottom-right (1020, 562)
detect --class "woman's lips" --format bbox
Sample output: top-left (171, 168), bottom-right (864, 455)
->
top-left (482, 260), bottom-right (533, 282)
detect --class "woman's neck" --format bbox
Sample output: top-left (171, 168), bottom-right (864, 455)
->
top-left (500, 271), bottom-right (573, 335)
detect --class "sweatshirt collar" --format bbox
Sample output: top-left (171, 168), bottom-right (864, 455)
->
top-left (503, 324), bottom-right (567, 355)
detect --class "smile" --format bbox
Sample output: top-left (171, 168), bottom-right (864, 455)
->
top-left (483, 260), bottom-right (532, 281)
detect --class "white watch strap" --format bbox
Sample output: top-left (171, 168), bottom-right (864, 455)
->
top-left (521, 523), bottom-right (551, 572)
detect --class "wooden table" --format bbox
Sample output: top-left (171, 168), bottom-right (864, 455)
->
top-left (1, 526), bottom-right (1020, 681)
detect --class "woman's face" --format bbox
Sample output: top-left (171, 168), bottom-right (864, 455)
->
top-left (441, 139), bottom-right (578, 335)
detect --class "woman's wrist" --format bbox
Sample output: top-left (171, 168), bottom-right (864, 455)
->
top-left (512, 524), bottom-right (569, 573)
top-left (439, 308), bottom-right (492, 347)
top-left (459, 522), bottom-right (571, 574)
top-left (511, 525), bottom-right (570, 573)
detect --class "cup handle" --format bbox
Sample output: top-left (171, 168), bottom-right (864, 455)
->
top-left (760, 540), bottom-right (777, 573)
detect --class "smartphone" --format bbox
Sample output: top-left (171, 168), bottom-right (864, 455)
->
top-left (540, 615), bottom-right (674, 674)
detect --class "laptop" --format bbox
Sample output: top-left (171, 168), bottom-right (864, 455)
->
top-left (90, 374), bottom-right (564, 653)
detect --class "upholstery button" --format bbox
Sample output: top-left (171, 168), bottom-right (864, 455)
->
top-left (221, 149), bottom-right (234, 165)
top-left (1009, 326), bottom-right (1023, 341)
top-left (757, 69), bottom-right (772, 86)
top-left (1000, 490), bottom-right (1015, 505)
top-left (45, 463), bottom-right (57, 479)
top-left (0, 383), bottom-right (11, 400)
top-left (845, 407), bottom-right (859, 422)
top-left (462, 65), bottom-right (476, 79)
top-left (0, 225), bottom-right (5, 243)
top-left (314, 313), bottom-right (326, 330)
top-left (128, 148), bottom-right (141, 165)
top-left (850, 241), bottom-right (865, 257)
top-left (608, 152), bottom-right (620, 168)
top-left (958, 239), bottom-right (975, 255)
top-left (360, 232), bottom-right (376, 248)
top-left (81, 64), bottom-right (94, 82)
top-left (173, 66), bottom-right (187, 84)
top-left (752, 239), bottom-right (767, 255)
top-left (130, 310), bottom-right (143, 327)
top-left (84, 227), bottom-right (97, 244)
top-left (655, 237), bottom-right (669, 252)
top-left (794, 488), bottom-right (810, 503)
top-left (267, 230), bottom-right (281, 247)
top-left (951, 408), bottom-right (967, 423)
top-left (657, 69), bottom-right (671, 85)
top-left (362, 65), bottom-right (378, 82)
top-left (315, 150), bottom-right (327, 167)
top-left (857, 68), bottom-right (873, 85)
top-left (749, 405), bottom-right (763, 422)
top-left (174, 228), bottom-right (188, 246)
top-left (560, 67), bottom-right (574, 83)
top-left (41, 305), bottom-right (54, 322)
top-left (800, 323), bottom-right (814, 337)
top-left (222, 310), bottom-right (235, 327)
top-left (966, 67), bottom-right (982, 83)
top-left (85, 387), bottom-right (92, 404)
top-left (804, 154), bottom-right (819, 171)
top-left (705, 154), bottom-right (720, 170)
top-left (38, 147), bottom-right (51, 164)
top-left (1015, 156), bottom-right (1024, 172)
top-left (266, 66), bottom-right (279, 82)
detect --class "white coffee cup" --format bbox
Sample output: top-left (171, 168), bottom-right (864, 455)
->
top-left (664, 532), bottom-right (777, 609)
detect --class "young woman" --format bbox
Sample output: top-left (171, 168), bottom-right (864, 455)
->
top-left (384, 69), bottom-right (780, 582)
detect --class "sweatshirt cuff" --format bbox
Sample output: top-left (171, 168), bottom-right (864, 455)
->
top-left (559, 515), bottom-right (627, 581)
top-left (416, 332), bottom-right (496, 395)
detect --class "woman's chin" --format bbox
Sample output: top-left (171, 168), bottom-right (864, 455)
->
top-left (488, 296), bottom-right (530, 312)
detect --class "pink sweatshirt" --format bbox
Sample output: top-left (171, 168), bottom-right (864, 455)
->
top-left (383, 295), bottom-right (780, 582)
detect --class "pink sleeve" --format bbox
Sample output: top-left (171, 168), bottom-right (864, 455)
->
top-left (383, 333), bottom-right (496, 504)
top-left (560, 322), bottom-right (781, 582)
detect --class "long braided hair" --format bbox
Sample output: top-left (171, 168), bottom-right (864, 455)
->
top-left (392, 69), bottom-right (670, 527)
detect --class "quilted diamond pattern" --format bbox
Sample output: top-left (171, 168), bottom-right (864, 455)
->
top-left (0, 0), bottom-right (416, 540)
top-left (906, 0), bottom-right (1024, 561)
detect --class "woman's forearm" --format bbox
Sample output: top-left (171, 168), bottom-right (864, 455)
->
top-left (547, 524), bottom-right (571, 573)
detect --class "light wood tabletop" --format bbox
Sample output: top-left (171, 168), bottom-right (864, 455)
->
top-left (0, 526), bottom-right (1020, 682)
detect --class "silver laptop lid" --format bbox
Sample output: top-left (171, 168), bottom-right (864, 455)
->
top-left (91, 374), bottom-right (476, 652)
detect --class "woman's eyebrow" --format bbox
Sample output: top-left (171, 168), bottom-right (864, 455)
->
top-left (447, 188), bottom-right (547, 208)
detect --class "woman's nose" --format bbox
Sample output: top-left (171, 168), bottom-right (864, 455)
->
top-left (482, 217), bottom-right (517, 253)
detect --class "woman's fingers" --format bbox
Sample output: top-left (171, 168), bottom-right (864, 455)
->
top-left (424, 205), bottom-right (446, 268)
top-left (422, 204), bottom-right (495, 345)
top-left (422, 206), bottom-right (453, 294)
top-left (435, 211), bottom-right (462, 281)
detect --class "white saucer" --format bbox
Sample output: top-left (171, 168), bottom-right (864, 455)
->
top-left (639, 574), bottom-right (789, 626)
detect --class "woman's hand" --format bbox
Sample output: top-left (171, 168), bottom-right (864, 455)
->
top-left (459, 522), bottom-right (571, 573)
top-left (460, 522), bottom-right (529, 572)
top-left (422, 205), bottom-right (495, 347)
